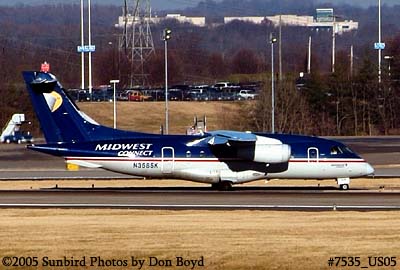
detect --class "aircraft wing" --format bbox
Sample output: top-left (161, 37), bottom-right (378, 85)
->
top-left (207, 130), bottom-right (257, 145)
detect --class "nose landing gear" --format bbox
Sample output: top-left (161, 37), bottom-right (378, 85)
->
top-left (337, 177), bottom-right (350, 190)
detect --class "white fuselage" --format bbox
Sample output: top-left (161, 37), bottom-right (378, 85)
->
top-left (66, 155), bottom-right (373, 184)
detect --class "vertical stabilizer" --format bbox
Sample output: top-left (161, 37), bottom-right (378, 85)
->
top-left (23, 71), bottom-right (95, 143)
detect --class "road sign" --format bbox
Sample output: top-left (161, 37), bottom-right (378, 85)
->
top-left (77, 45), bottom-right (96, 53)
top-left (40, 62), bottom-right (50, 73)
top-left (374, 42), bottom-right (385, 50)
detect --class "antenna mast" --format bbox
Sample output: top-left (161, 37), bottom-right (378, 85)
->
top-left (119, 0), bottom-right (155, 87)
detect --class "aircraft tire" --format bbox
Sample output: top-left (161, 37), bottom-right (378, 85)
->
top-left (218, 181), bottom-right (233, 191)
top-left (211, 183), bottom-right (219, 189)
top-left (340, 184), bottom-right (349, 190)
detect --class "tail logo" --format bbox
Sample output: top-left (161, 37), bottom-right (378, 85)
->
top-left (44, 91), bottom-right (63, 112)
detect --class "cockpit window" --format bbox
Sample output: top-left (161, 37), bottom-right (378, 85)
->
top-left (344, 147), bottom-right (354, 154)
top-left (330, 146), bottom-right (343, 155)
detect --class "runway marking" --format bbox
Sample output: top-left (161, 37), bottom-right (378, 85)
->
top-left (0, 203), bottom-right (400, 210)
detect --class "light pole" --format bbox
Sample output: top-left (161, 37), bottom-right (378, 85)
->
top-left (384, 56), bottom-right (394, 75)
top-left (270, 34), bottom-right (277, 134)
top-left (80, 0), bottom-right (85, 90)
top-left (110, 80), bottom-right (120, 129)
top-left (332, 15), bottom-right (336, 73)
top-left (378, 0), bottom-right (382, 84)
top-left (163, 28), bottom-right (172, 135)
top-left (384, 55), bottom-right (394, 90)
top-left (88, 0), bottom-right (93, 97)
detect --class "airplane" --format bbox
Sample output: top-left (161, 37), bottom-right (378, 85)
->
top-left (23, 71), bottom-right (374, 190)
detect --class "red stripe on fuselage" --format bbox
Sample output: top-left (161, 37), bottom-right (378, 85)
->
top-left (65, 157), bottom-right (367, 163)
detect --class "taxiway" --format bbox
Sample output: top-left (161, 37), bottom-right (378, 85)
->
top-left (0, 188), bottom-right (399, 210)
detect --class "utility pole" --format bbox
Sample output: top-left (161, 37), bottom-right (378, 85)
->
top-left (332, 15), bottom-right (336, 73)
top-left (80, 0), bottom-right (85, 90)
top-left (307, 36), bottom-right (312, 74)
top-left (77, 0), bottom-right (95, 95)
top-left (350, 45), bottom-right (354, 78)
top-left (163, 28), bottom-right (172, 135)
top-left (378, 0), bottom-right (382, 84)
top-left (278, 14), bottom-right (282, 81)
top-left (110, 80), bottom-right (120, 129)
top-left (88, 0), bottom-right (93, 96)
top-left (270, 34), bottom-right (277, 134)
top-left (119, 0), bottom-right (155, 87)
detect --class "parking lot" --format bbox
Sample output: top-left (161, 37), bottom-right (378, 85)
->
top-left (67, 81), bottom-right (261, 102)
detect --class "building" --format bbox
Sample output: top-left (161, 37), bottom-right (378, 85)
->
top-left (116, 13), bottom-right (206, 28)
top-left (311, 8), bottom-right (358, 34)
top-left (158, 14), bottom-right (206, 27)
top-left (316, 8), bottom-right (334, 22)
top-left (309, 20), bottom-right (358, 34)
top-left (224, 15), bottom-right (314, 27)
top-left (223, 9), bottom-right (358, 35)
top-left (116, 9), bottom-right (358, 34)
top-left (224, 16), bottom-right (266, 24)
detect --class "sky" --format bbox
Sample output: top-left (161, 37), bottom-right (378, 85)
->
top-left (1, 0), bottom-right (399, 10)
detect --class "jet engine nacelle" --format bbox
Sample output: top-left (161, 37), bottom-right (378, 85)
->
top-left (252, 143), bottom-right (291, 163)
top-left (236, 137), bottom-right (291, 164)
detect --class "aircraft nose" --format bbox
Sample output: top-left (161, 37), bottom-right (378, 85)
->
top-left (365, 163), bottom-right (375, 175)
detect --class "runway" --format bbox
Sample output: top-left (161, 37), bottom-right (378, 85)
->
top-left (0, 137), bottom-right (399, 211)
top-left (0, 137), bottom-right (397, 184)
top-left (0, 188), bottom-right (400, 210)
top-left (1, 136), bottom-right (400, 180)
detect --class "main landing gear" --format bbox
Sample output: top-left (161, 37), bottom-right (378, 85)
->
top-left (337, 177), bottom-right (350, 190)
top-left (211, 181), bottom-right (233, 191)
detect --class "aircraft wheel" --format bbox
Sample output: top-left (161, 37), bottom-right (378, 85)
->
top-left (5, 139), bottom-right (10, 144)
top-left (211, 183), bottom-right (219, 189)
top-left (218, 181), bottom-right (233, 191)
top-left (340, 184), bottom-right (349, 190)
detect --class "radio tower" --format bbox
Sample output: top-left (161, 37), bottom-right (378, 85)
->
top-left (119, 0), bottom-right (155, 87)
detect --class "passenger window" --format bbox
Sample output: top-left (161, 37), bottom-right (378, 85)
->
top-left (309, 149), bottom-right (317, 158)
top-left (186, 151), bottom-right (191, 158)
top-left (200, 151), bottom-right (205, 158)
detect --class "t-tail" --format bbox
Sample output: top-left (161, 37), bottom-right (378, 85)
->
top-left (23, 71), bottom-right (143, 144)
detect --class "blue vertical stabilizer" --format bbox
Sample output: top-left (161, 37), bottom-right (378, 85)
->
top-left (23, 71), bottom-right (147, 144)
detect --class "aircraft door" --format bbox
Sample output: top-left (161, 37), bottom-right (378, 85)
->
top-left (161, 147), bottom-right (175, 173)
top-left (307, 147), bottom-right (319, 163)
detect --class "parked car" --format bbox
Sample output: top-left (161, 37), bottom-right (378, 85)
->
top-left (213, 82), bottom-right (240, 90)
top-left (117, 93), bottom-right (129, 101)
top-left (184, 91), bottom-right (207, 101)
top-left (149, 89), bottom-right (165, 101)
top-left (92, 90), bottom-right (113, 102)
top-left (168, 89), bottom-right (184, 101)
top-left (66, 89), bottom-right (91, 102)
top-left (238, 89), bottom-right (258, 100)
top-left (127, 90), bottom-right (153, 101)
